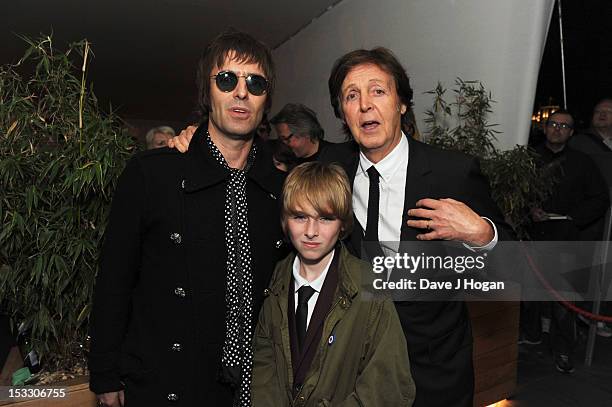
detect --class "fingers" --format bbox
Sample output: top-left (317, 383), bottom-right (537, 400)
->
top-left (168, 125), bottom-right (198, 153)
top-left (407, 197), bottom-right (487, 244)
top-left (414, 198), bottom-right (443, 209)
top-left (406, 219), bottom-right (433, 230)
top-left (407, 207), bottom-right (434, 220)
top-left (175, 137), bottom-right (189, 153)
top-left (119, 390), bottom-right (125, 406)
top-left (416, 230), bottom-right (439, 240)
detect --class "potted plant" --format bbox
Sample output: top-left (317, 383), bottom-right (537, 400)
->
top-left (423, 79), bottom-right (555, 238)
top-left (0, 34), bottom-right (135, 405)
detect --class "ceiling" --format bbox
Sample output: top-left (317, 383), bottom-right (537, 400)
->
top-left (536, 0), bottom-right (612, 125)
top-left (1, 0), bottom-right (340, 123)
top-left (3, 1), bottom-right (610, 128)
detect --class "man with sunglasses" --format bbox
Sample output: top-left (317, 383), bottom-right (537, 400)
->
top-left (528, 110), bottom-right (609, 373)
top-left (89, 30), bottom-right (286, 407)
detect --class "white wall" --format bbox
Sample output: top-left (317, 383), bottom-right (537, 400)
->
top-left (272, 0), bottom-right (554, 149)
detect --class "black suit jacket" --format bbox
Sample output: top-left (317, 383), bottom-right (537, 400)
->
top-left (320, 136), bottom-right (507, 407)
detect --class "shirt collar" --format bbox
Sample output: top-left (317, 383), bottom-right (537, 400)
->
top-left (357, 132), bottom-right (409, 183)
top-left (292, 249), bottom-right (335, 294)
top-left (183, 123), bottom-right (280, 195)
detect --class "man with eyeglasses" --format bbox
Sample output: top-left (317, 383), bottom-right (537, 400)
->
top-left (270, 103), bottom-right (331, 163)
top-left (527, 110), bottom-right (609, 374)
top-left (531, 110), bottom-right (608, 228)
top-left (88, 29), bottom-right (286, 407)
top-left (569, 98), bottom-right (612, 153)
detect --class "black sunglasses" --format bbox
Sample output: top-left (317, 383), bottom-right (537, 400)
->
top-left (211, 70), bottom-right (268, 96)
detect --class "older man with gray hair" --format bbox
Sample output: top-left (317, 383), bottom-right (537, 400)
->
top-left (270, 103), bottom-right (330, 162)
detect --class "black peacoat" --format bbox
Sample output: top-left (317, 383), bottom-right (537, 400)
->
top-left (88, 126), bottom-right (287, 406)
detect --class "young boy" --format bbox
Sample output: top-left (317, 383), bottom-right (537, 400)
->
top-left (252, 162), bottom-right (415, 406)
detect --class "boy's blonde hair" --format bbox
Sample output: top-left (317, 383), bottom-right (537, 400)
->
top-left (281, 162), bottom-right (353, 239)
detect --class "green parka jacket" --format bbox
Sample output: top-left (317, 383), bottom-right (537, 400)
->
top-left (252, 245), bottom-right (416, 406)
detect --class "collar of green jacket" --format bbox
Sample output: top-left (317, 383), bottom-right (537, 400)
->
top-left (268, 243), bottom-right (361, 303)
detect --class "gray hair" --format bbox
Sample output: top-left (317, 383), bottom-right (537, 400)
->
top-left (270, 103), bottom-right (324, 141)
top-left (145, 126), bottom-right (175, 148)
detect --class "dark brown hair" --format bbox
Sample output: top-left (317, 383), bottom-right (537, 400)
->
top-left (196, 29), bottom-right (275, 122)
top-left (549, 108), bottom-right (575, 127)
top-left (328, 47), bottom-right (414, 136)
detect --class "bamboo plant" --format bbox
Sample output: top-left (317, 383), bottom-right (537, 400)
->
top-left (0, 35), bottom-right (135, 371)
top-left (424, 79), bottom-right (556, 238)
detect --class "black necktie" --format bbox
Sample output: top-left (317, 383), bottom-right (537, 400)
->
top-left (296, 285), bottom-right (316, 352)
top-left (364, 166), bottom-right (380, 242)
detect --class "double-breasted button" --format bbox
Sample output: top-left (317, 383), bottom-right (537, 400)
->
top-left (174, 287), bottom-right (186, 298)
top-left (170, 233), bottom-right (182, 244)
top-left (275, 239), bottom-right (283, 249)
top-left (263, 288), bottom-right (271, 297)
top-left (180, 179), bottom-right (185, 189)
top-left (171, 343), bottom-right (182, 352)
top-left (167, 393), bottom-right (179, 402)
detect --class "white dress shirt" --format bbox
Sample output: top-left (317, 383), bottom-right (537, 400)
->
top-left (292, 250), bottom-right (334, 329)
top-left (352, 133), bottom-right (497, 252)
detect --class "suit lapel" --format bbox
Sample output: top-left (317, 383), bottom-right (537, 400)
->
top-left (345, 136), bottom-right (434, 251)
top-left (340, 147), bottom-right (364, 257)
top-left (401, 138), bottom-right (432, 241)
top-left (345, 147), bottom-right (360, 184)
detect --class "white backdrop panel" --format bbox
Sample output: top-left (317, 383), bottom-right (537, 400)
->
top-left (272, 0), bottom-right (555, 149)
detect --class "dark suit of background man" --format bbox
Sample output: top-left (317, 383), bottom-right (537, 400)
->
top-left (88, 30), bottom-right (286, 407)
top-left (320, 47), bottom-right (506, 407)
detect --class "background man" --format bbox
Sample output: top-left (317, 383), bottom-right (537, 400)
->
top-left (89, 30), bottom-right (286, 407)
top-left (569, 98), bottom-right (612, 153)
top-left (270, 103), bottom-right (330, 163)
top-left (144, 125), bottom-right (175, 149)
top-left (526, 110), bottom-right (610, 373)
top-left (531, 110), bottom-right (609, 237)
top-left (321, 47), bottom-right (506, 407)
